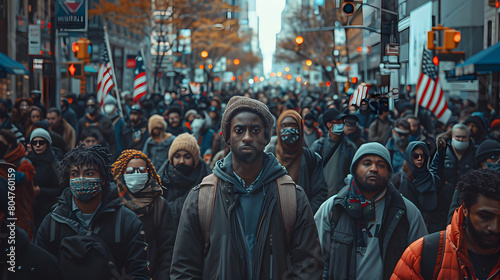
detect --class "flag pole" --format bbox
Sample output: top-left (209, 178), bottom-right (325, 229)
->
top-left (139, 46), bottom-right (149, 99)
top-left (103, 25), bottom-right (124, 119)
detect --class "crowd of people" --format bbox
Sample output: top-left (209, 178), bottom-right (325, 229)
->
top-left (0, 87), bottom-right (499, 279)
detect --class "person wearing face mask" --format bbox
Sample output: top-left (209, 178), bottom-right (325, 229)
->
top-left (27, 128), bottom-right (64, 228)
top-left (302, 112), bottom-right (323, 148)
top-left (102, 95), bottom-right (125, 154)
top-left (446, 139), bottom-right (500, 224)
top-left (344, 114), bottom-right (368, 148)
top-left (369, 104), bottom-right (394, 144)
top-left (311, 108), bottom-right (357, 197)
top-left (111, 149), bottom-right (176, 279)
top-left (34, 145), bottom-right (150, 279)
top-left (77, 97), bottom-right (118, 160)
top-left (273, 110), bottom-right (327, 213)
top-left (386, 118), bottom-right (411, 173)
top-left (391, 141), bottom-right (445, 233)
top-left (354, 98), bottom-right (376, 139)
top-left (158, 133), bottom-right (211, 226)
top-left (122, 105), bottom-right (150, 150)
top-left (488, 118), bottom-right (500, 142)
top-left (430, 123), bottom-right (477, 224)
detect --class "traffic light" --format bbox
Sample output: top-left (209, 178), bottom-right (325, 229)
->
top-left (74, 38), bottom-right (92, 60)
top-left (342, 1), bottom-right (356, 16)
top-left (489, 0), bottom-right (500, 7)
top-left (443, 29), bottom-right (461, 50)
top-left (352, 77), bottom-right (358, 84)
top-left (433, 56), bottom-right (439, 66)
top-left (295, 36), bottom-right (304, 52)
top-left (427, 31), bottom-right (436, 50)
top-left (67, 63), bottom-right (83, 77)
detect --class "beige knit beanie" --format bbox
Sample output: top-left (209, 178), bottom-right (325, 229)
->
top-left (168, 133), bottom-right (200, 167)
top-left (221, 96), bottom-right (274, 144)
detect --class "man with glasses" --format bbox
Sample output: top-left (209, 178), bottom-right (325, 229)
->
top-left (386, 118), bottom-right (411, 173)
top-left (77, 97), bottom-right (117, 159)
top-left (311, 108), bottom-right (357, 197)
top-left (430, 123), bottom-right (476, 224)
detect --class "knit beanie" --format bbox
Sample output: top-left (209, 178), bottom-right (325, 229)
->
top-left (168, 133), bottom-right (200, 167)
top-left (350, 142), bottom-right (393, 174)
top-left (475, 139), bottom-right (500, 167)
top-left (221, 96), bottom-right (274, 144)
top-left (148, 114), bottom-right (167, 133)
top-left (30, 128), bottom-right (52, 145)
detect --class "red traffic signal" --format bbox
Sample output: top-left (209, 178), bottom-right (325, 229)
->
top-left (433, 56), bottom-right (439, 66)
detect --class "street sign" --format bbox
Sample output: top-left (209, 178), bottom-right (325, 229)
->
top-left (28, 25), bottom-right (41, 55)
top-left (33, 59), bottom-right (43, 70)
top-left (151, 56), bottom-right (174, 72)
top-left (385, 43), bottom-right (400, 56)
top-left (56, 0), bottom-right (88, 31)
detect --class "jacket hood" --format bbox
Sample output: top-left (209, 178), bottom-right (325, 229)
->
top-left (213, 152), bottom-right (287, 194)
top-left (404, 141), bottom-right (429, 176)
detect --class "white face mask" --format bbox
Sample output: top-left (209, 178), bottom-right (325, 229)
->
top-left (123, 173), bottom-right (149, 193)
top-left (452, 138), bottom-right (469, 151)
top-left (103, 104), bottom-right (115, 115)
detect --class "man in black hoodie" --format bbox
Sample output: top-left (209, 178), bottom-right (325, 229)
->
top-left (171, 96), bottom-right (323, 279)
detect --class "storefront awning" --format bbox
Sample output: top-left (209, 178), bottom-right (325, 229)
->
top-left (0, 52), bottom-right (29, 76)
top-left (455, 42), bottom-right (500, 76)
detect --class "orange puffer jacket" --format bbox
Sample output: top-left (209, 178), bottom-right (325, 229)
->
top-left (391, 206), bottom-right (500, 280)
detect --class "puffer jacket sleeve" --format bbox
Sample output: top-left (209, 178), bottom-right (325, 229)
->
top-left (289, 188), bottom-right (324, 279)
top-left (390, 237), bottom-right (425, 280)
top-left (170, 187), bottom-right (205, 280)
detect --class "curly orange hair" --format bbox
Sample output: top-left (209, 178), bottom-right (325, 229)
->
top-left (111, 149), bottom-right (161, 185)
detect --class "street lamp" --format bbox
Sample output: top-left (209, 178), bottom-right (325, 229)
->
top-left (306, 59), bottom-right (312, 66)
top-left (201, 50), bottom-right (208, 58)
top-left (233, 59), bottom-right (240, 65)
top-left (295, 36), bottom-right (304, 45)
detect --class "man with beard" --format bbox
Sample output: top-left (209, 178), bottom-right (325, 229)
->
top-left (165, 106), bottom-right (190, 136)
top-left (171, 96), bottom-right (323, 279)
top-left (122, 105), bottom-right (149, 150)
top-left (392, 168), bottom-right (500, 280)
top-left (314, 142), bottom-right (427, 280)
top-left (77, 97), bottom-right (117, 159)
top-left (386, 118), bottom-right (411, 173)
top-left (47, 108), bottom-right (76, 149)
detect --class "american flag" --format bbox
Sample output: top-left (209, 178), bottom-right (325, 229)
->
top-left (133, 51), bottom-right (147, 103)
top-left (349, 83), bottom-right (370, 106)
top-left (416, 50), bottom-right (452, 123)
top-left (96, 42), bottom-right (114, 107)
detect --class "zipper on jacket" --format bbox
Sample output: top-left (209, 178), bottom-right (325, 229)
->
top-left (270, 234), bottom-right (273, 280)
top-left (256, 209), bottom-right (267, 242)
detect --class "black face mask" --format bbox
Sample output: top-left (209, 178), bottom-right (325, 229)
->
top-left (304, 119), bottom-right (314, 128)
top-left (175, 163), bottom-right (194, 176)
top-left (86, 107), bottom-right (97, 116)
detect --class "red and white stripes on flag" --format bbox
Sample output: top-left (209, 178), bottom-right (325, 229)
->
top-left (416, 50), bottom-right (452, 123)
top-left (96, 62), bottom-right (114, 107)
top-left (133, 51), bottom-right (147, 103)
top-left (349, 83), bottom-right (370, 106)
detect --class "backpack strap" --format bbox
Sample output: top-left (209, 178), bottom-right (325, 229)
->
top-left (276, 175), bottom-right (297, 247)
top-left (198, 174), bottom-right (218, 252)
top-left (421, 230), bottom-right (446, 280)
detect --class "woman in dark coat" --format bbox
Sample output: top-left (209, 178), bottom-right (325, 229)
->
top-left (158, 133), bottom-right (211, 226)
top-left (27, 128), bottom-right (63, 229)
top-left (111, 149), bottom-right (176, 279)
top-left (391, 141), bottom-right (444, 233)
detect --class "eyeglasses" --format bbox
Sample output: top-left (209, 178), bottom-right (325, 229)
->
top-left (489, 155), bottom-right (500, 162)
top-left (412, 153), bottom-right (424, 160)
top-left (125, 166), bottom-right (148, 174)
top-left (31, 140), bottom-right (46, 146)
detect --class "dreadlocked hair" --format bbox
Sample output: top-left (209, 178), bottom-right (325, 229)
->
top-left (111, 149), bottom-right (161, 185)
top-left (59, 144), bottom-right (113, 189)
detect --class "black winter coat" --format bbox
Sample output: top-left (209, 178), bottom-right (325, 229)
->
top-left (136, 196), bottom-right (176, 279)
top-left (297, 148), bottom-right (327, 214)
top-left (34, 187), bottom-right (150, 279)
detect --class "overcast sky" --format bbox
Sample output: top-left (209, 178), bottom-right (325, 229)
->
top-left (256, 0), bottom-right (286, 74)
